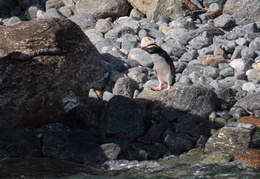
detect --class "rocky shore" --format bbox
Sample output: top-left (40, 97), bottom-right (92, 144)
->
top-left (0, 0), bottom-right (260, 178)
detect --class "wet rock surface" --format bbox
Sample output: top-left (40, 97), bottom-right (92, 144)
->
top-left (0, 0), bottom-right (260, 178)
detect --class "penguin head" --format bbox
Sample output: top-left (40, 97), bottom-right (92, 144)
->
top-left (141, 43), bottom-right (163, 54)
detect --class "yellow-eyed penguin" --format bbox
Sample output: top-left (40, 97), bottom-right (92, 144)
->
top-left (141, 43), bottom-right (176, 91)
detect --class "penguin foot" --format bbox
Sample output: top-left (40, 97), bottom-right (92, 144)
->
top-left (151, 86), bottom-right (162, 91)
top-left (164, 85), bottom-right (171, 91)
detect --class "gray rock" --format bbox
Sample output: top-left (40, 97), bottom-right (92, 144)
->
top-left (138, 29), bottom-right (148, 39)
top-left (174, 62), bottom-right (187, 73)
top-left (203, 66), bottom-right (219, 79)
top-left (62, 0), bottom-right (75, 8)
top-left (45, 0), bottom-right (64, 10)
top-left (84, 29), bottom-right (103, 45)
top-left (188, 36), bottom-right (212, 50)
top-left (222, 40), bottom-right (236, 54)
top-left (129, 8), bottom-right (145, 18)
top-left (223, 0), bottom-right (242, 15)
top-left (153, 84), bottom-right (218, 120)
top-left (59, 6), bottom-right (73, 17)
top-left (231, 46), bottom-right (244, 60)
top-left (42, 8), bottom-right (65, 19)
top-left (235, 72), bottom-right (247, 80)
top-left (95, 18), bottom-right (113, 33)
top-left (146, 28), bottom-right (165, 39)
top-left (218, 76), bottom-right (237, 87)
top-left (103, 91), bottom-right (115, 102)
top-left (240, 47), bottom-right (257, 59)
top-left (183, 64), bottom-right (206, 77)
top-left (233, 0), bottom-right (260, 25)
top-left (205, 122), bottom-right (256, 153)
top-left (169, 28), bottom-right (190, 45)
top-left (128, 71), bottom-right (148, 85)
top-left (114, 17), bottom-right (140, 34)
top-left (5, 16), bottom-right (21, 25)
top-left (199, 13), bottom-right (214, 23)
top-left (101, 95), bottom-right (150, 141)
top-left (179, 50), bottom-right (199, 62)
top-left (127, 67), bottom-right (150, 76)
top-left (178, 75), bottom-right (192, 84)
top-left (213, 14), bottom-right (236, 29)
top-left (105, 26), bottom-right (135, 39)
top-left (246, 69), bottom-right (260, 81)
top-left (68, 13), bottom-right (97, 31)
top-left (219, 67), bottom-right (234, 77)
top-left (203, 0), bottom-right (227, 8)
top-left (102, 53), bottom-right (128, 72)
top-left (234, 92), bottom-right (260, 111)
top-left (163, 39), bottom-right (187, 57)
top-left (75, 0), bottom-right (130, 19)
top-left (128, 48), bottom-right (153, 68)
top-left (95, 38), bottom-right (120, 53)
top-left (133, 0), bottom-right (190, 22)
top-left (218, 62), bottom-right (231, 70)
top-left (118, 34), bottom-right (139, 52)
top-left (24, 5), bottom-right (43, 20)
top-left (169, 17), bottom-right (197, 29)
top-left (249, 37), bottom-right (260, 51)
top-left (112, 77), bottom-right (139, 98)
top-left (229, 106), bottom-right (249, 119)
top-left (235, 37), bottom-right (248, 46)
top-left (242, 82), bottom-right (257, 92)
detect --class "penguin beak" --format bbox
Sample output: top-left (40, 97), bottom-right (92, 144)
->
top-left (141, 46), bottom-right (146, 50)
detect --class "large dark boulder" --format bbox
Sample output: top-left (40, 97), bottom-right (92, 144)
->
top-left (0, 18), bottom-right (107, 127)
top-left (101, 96), bottom-right (151, 141)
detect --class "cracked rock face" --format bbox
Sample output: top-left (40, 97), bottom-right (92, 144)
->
top-left (0, 18), bottom-right (107, 127)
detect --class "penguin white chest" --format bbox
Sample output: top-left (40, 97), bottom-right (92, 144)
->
top-left (151, 54), bottom-right (172, 83)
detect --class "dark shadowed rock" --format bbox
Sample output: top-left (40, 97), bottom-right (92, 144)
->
top-left (84, 143), bottom-right (121, 166)
top-left (61, 98), bottom-right (107, 142)
top-left (101, 95), bottom-right (150, 141)
top-left (163, 129), bottom-right (193, 155)
top-left (0, 127), bottom-right (41, 159)
top-left (0, 0), bottom-right (16, 17)
top-left (0, 18), bottom-right (107, 127)
top-left (42, 130), bottom-right (100, 162)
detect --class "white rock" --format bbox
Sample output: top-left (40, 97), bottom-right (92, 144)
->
top-left (229, 58), bottom-right (251, 72)
top-left (242, 82), bottom-right (256, 91)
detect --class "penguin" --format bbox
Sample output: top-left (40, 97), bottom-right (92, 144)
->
top-left (141, 43), bottom-right (176, 91)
